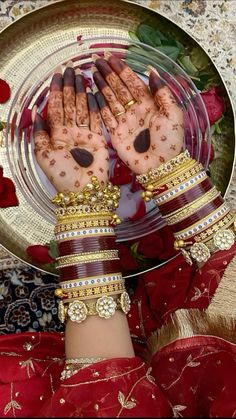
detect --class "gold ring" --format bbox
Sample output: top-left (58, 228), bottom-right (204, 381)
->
top-left (78, 124), bottom-right (89, 128)
top-left (114, 110), bottom-right (126, 118)
top-left (124, 99), bottom-right (136, 110)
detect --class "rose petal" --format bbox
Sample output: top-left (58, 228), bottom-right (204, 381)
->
top-left (19, 108), bottom-right (32, 130)
top-left (0, 177), bottom-right (19, 207)
top-left (27, 244), bottom-right (55, 264)
top-left (0, 79), bottom-right (11, 104)
top-left (201, 87), bottom-right (226, 125)
top-left (110, 158), bottom-right (133, 185)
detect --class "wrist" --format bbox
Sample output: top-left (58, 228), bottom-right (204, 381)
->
top-left (52, 176), bottom-right (131, 324)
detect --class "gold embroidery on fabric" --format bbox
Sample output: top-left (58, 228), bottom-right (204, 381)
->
top-left (61, 363), bottom-right (145, 387)
top-left (50, 373), bottom-right (55, 394)
top-left (172, 405), bottom-right (187, 416)
top-left (3, 383), bottom-right (22, 416)
top-left (146, 367), bottom-right (156, 384)
top-left (117, 376), bottom-right (146, 417)
top-left (117, 391), bottom-right (137, 411)
top-left (20, 358), bottom-right (35, 378)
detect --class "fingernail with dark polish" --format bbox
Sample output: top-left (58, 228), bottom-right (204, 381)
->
top-left (50, 73), bottom-right (63, 91)
top-left (75, 74), bottom-right (86, 93)
top-left (63, 67), bottom-right (75, 87)
top-left (149, 71), bottom-right (165, 95)
top-left (70, 148), bottom-right (94, 167)
top-left (108, 55), bottom-right (126, 74)
top-left (93, 71), bottom-right (107, 90)
top-left (95, 58), bottom-right (112, 77)
top-left (33, 113), bottom-right (49, 133)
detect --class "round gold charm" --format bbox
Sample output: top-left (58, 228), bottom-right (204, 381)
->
top-left (120, 291), bottom-right (131, 314)
top-left (67, 300), bottom-right (88, 323)
top-left (213, 229), bottom-right (235, 250)
top-left (96, 296), bottom-right (117, 319)
top-left (55, 288), bottom-right (63, 298)
top-left (189, 242), bottom-right (210, 263)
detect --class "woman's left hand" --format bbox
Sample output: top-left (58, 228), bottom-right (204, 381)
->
top-left (92, 53), bottom-right (184, 175)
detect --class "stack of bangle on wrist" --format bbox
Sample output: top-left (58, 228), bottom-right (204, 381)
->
top-left (137, 150), bottom-right (236, 264)
top-left (52, 176), bottom-right (131, 324)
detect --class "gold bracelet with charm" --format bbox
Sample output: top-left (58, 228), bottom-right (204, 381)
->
top-left (57, 291), bottom-right (131, 324)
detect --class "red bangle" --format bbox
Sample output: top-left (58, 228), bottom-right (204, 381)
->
top-left (58, 259), bottom-right (122, 281)
top-left (170, 195), bottom-right (224, 233)
top-left (159, 178), bottom-right (212, 215)
top-left (58, 236), bottom-right (116, 256)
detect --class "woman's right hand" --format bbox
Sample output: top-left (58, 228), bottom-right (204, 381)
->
top-left (33, 64), bottom-right (109, 193)
top-left (92, 53), bottom-right (184, 175)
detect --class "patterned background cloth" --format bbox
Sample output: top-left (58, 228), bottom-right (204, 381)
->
top-left (0, 0), bottom-right (236, 334)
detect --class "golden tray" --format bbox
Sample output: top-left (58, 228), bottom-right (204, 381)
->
top-left (0, 0), bottom-right (235, 275)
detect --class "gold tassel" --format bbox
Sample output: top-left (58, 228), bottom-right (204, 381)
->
top-left (207, 254), bottom-right (236, 318)
top-left (146, 308), bottom-right (236, 363)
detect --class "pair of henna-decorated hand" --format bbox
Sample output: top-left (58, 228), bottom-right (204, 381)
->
top-left (33, 53), bottom-right (184, 193)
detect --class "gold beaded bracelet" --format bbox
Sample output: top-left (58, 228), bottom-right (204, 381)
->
top-left (53, 176), bottom-right (122, 224)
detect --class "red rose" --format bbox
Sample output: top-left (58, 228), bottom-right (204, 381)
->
top-left (116, 243), bottom-right (139, 271)
top-left (200, 87), bottom-right (226, 124)
top-left (0, 167), bottom-right (18, 207)
top-left (26, 244), bottom-right (55, 264)
top-left (0, 79), bottom-right (11, 104)
top-left (137, 225), bottom-right (177, 260)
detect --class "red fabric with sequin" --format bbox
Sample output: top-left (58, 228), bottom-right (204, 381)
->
top-left (0, 245), bottom-right (236, 417)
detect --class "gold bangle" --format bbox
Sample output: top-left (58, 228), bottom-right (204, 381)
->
top-left (140, 160), bottom-right (200, 202)
top-left (194, 211), bottom-right (235, 243)
top-left (56, 211), bottom-right (113, 222)
top-left (136, 150), bottom-right (192, 185)
top-left (156, 167), bottom-right (207, 197)
top-left (58, 291), bottom-right (131, 323)
top-left (59, 272), bottom-right (122, 288)
top-left (60, 282), bottom-right (125, 301)
top-left (55, 226), bottom-right (115, 242)
top-left (152, 160), bottom-right (200, 190)
top-left (54, 218), bottom-right (111, 234)
top-left (61, 357), bottom-right (108, 380)
top-left (58, 279), bottom-right (123, 295)
top-left (164, 188), bottom-right (221, 225)
top-left (57, 250), bottom-right (119, 268)
top-left (174, 203), bottom-right (229, 238)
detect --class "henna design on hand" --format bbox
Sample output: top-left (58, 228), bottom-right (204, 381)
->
top-left (33, 65), bottom-right (109, 192)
